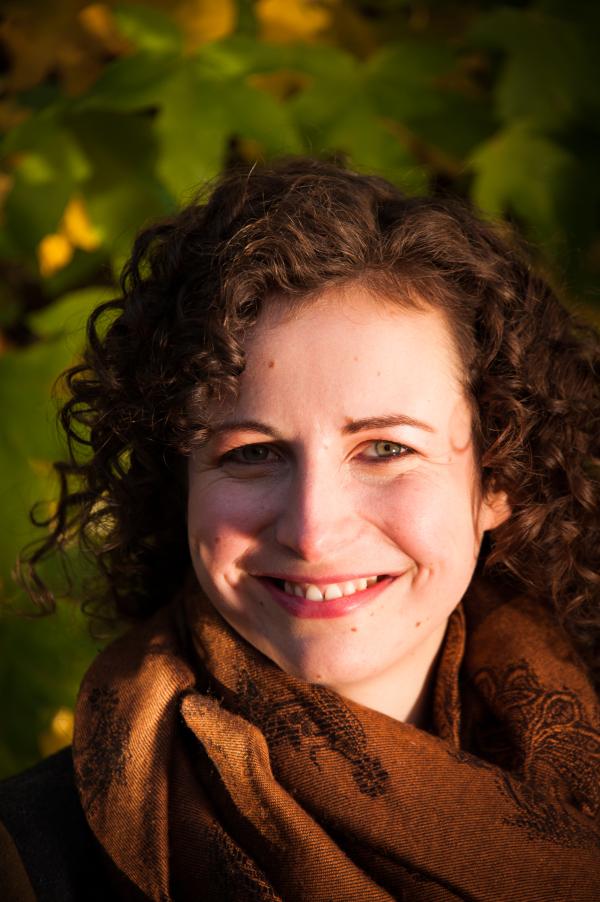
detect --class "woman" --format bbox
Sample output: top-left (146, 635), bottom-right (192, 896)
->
top-left (1, 158), bottom-right (599, 900)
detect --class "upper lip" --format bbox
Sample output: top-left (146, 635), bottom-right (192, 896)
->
top-left (253, 572), bottom-right (395, 586)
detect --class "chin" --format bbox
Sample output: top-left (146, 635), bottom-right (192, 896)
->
top-left (264, 635), bottom-right (391, 690)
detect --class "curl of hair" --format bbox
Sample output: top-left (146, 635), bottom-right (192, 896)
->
top-left (18, 158), bottom-right (600, 686)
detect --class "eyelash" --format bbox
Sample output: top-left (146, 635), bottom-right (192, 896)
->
top-left (220, 440), bottom-right (414, 466)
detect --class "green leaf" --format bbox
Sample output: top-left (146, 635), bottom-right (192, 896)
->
top-left (4, 176), bottom-right (71, 255)
top-left (17, 82), bottom-right (62, 113)
top-left (284, 44), bottom-right (358, 83)
top-left (113, 3), bottom-right (183, 55)
top-left (0, 337), bottom-right (81, 585)
top-left (362, 37), bottom-right (495, 162)
top-left (325, 105), bottom-right (427, 194)
top-left (0, 601), bottom-right (98, 778)
top-left (155, 60), bottom-right (302, 199)
top-left (28, 286), bottom-right (111, 340)
top-left (74, 52), bottom-right (180, 113)
top-left (154, 65), bottom-right (231, 198)
top-left (365, 39), bottom-right (455, 124)
top-left (471, 7), bottom-right (600, 127)
top-left (288, 59), bottom-right (426, 193)
top-left (289, 57), bottom-right (362, 142)
top-left (195, 35), bottom-right (293, 80)
top-left (469, 124), bottom-right (580, 254)
top-left (224, 80), bottom-right (303, 156)
top-left (67, 111), bottom-right (173, 270)
top-left (2, 116), bottom-right (91, 253)
top-left (2, 114), bottom-right (90, 182)
top-left (194, 37), bottom-right (356, 83)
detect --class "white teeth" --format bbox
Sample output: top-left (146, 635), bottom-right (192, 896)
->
top-left (280, 576), bottom-right (380, 600)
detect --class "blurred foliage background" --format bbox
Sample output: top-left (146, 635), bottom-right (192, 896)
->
top-left (1, 0), bottom-right (600, 779)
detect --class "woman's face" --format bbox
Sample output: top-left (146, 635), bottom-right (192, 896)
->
top-left (187, 286), bottom-right (509, 720)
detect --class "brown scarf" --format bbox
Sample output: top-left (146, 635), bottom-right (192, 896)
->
top-left (73, 579), bottom-right (600, 901)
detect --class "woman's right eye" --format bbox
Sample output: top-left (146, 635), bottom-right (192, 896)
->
top-left (221, 443), bottom-right (280, 465)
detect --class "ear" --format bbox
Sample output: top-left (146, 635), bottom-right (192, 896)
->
top-left (480, 489), bottom-right (512, 532)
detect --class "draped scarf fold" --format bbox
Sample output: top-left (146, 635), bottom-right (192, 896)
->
top-left (73, 579), bottom-right (600, 901)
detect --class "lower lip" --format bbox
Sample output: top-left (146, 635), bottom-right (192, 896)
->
top-left (258, 576), bottom-right (397, 619)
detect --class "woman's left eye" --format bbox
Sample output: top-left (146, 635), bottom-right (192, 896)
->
top-left (361, 440), bottom-right (412, 460)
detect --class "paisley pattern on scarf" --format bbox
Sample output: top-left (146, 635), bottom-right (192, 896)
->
top-left (72, 580), bottom-right (600, 901)
top-left (472, 661), bottom-right (600, 849)
top-left (75, 686), bottom-right (132, 816)
top-left (206, 822), bottom-right (284, 902)
top-left (233, 668), bottom-right (391, 799)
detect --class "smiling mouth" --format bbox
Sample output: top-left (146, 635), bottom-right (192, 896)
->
top-left (264, 575), bottom-right (389, 602)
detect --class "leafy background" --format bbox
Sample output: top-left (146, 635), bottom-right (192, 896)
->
top-left (1, 0), bottom-right (599, 778)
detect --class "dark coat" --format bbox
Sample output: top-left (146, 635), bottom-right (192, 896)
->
top-left (0, 749), bottom-right (145, 901)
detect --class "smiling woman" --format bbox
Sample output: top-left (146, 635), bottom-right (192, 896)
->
top-left (1, 159), bottom-right (599, 901)
top-left (187, 293), bottom-right (509, 726)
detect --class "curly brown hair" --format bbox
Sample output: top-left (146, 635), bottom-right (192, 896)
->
top-left (19, 157), bottom-right (600, 686)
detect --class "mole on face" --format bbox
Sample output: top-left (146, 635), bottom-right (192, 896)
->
top-left (268, 360), bottom-right (275, 369)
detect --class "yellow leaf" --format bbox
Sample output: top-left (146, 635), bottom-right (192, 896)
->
top-left (78, 3), bottom-right (128, 54)
top-left (38, 706), bottom-right (74, 758)
top-left (0, 1), bottom-right (118, 95)
top-left (172, 0), bottom-right (236, 52)
top-left (61, 195), bottom-right (101, 252)
top-left (257, 0), bottom-right (332, 43)
top-left (38, 233), bottom-right (74, 278)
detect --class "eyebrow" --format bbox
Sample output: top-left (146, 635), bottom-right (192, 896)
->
top-left (342, 414), bottom-right (435, 435)
top-left (208, 414), bottom-right (435, 438)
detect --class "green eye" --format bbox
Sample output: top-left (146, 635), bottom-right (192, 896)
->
top-left (373, 441), bottom-right (407, 458)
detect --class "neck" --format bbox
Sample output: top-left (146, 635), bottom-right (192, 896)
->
top-left (326, 619), bottom-right (448, 727)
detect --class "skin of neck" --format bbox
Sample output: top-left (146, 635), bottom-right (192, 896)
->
top-left (325, 617), bottom-right (448, 726)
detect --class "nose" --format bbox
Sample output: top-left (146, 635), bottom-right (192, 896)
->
top-left (273, 460), bottom-right (357, 562)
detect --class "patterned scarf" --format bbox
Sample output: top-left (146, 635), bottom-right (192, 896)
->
top-left (73, 579), bottom-right (600, 901)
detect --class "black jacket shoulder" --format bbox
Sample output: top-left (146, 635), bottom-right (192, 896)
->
top-left (0, 748), bottom-right (135, 901)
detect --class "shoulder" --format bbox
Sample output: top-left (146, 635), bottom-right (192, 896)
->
top-left (0, 748), bottom-right (110, 901)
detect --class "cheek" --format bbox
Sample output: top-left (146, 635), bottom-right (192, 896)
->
top-left (377, 472), bottom-right (480, 566)
top-left (187, 478), bottom-right (274, 568)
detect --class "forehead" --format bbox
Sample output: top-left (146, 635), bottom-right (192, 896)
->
top-left (225, 286), bottom-right (470, 443)
top-left (245, 285), bottom-right (462, 383)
